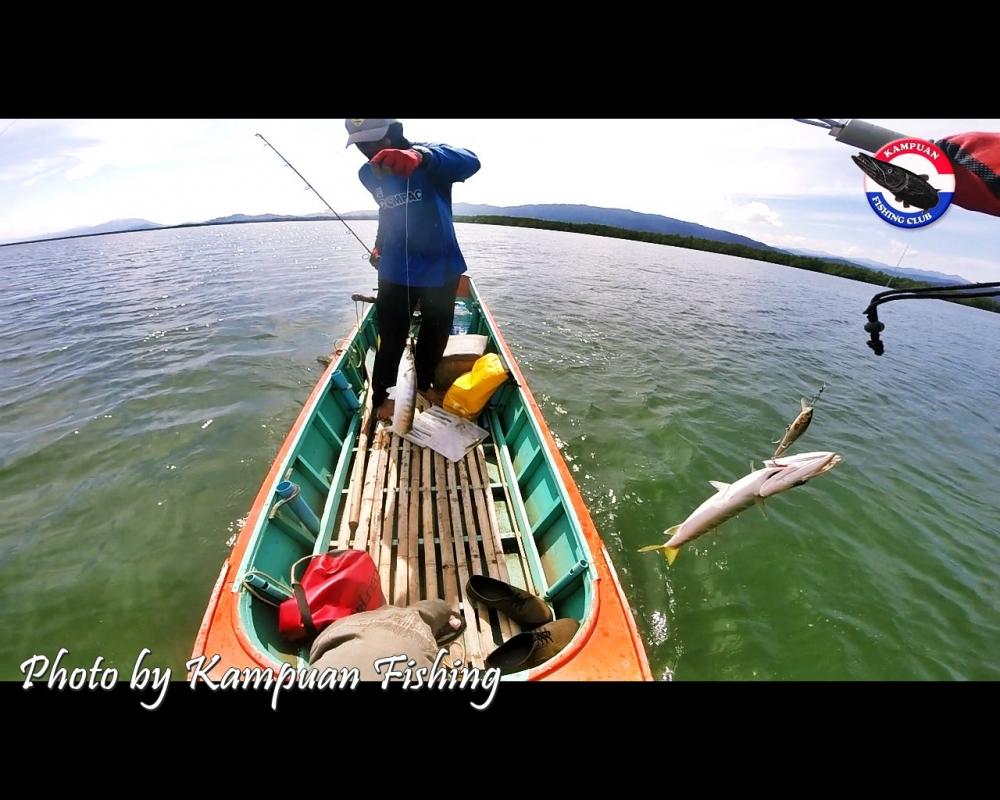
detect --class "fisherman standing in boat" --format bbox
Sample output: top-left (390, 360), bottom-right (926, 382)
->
top-left (346, 119), bottom-right (481, 422)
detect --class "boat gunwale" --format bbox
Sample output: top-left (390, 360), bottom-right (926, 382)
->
top-left (468, 279), bottom-right (652, 680)
top-left (191, 306), bottom-right (375, 669)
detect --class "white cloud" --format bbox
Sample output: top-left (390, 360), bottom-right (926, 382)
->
top-left (724, 200), bottom-right (783, 228)
top-left (63, 161), bottom-right (103, 181)
top-left (0, 156), bottom-right (67, 184)
top-left (888, 239), bottom-right (918, 259)
top-left (22, 166), bottom-right (64, 188)
top-left (766, 233), bottom-right (809, 246)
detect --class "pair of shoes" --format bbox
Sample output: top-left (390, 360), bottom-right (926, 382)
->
top-left (484, 618), bottom-right (580, 675)
top-left (465, 575), bottom-right (553, 627)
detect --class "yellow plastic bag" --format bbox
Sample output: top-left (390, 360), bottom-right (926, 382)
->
top-left (443, 354), bottom-right (508, 418)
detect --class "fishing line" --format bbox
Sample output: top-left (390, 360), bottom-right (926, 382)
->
top-left (255, 132), bottom-right (373, 257)
top-left (405, 175), bottom-right (412, 327)
top-left (807, 383), bottom-right (827, 407)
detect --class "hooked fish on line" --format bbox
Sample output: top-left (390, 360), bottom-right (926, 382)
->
top-left (772, 384), bottom-right (825, 459)
top-left (638, 451), bottom-right (842, 566)
top-left (391, 338), bottom-right (418, 435)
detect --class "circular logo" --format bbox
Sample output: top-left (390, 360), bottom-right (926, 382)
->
top-left (854, 137), bottom-right (954, 228)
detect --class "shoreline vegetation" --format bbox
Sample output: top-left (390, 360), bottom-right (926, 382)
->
top-left (455, 215), bottom-right (1000, 314)
top-left (4, 214), bottom-right (997, 314)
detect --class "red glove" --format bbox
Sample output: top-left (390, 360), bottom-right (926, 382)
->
top-left (369, 246), bottom-right (380, 268)
top-left (937, 132), bottom-right (1000, 218)
top-left (371, 148), bottom-right (422, 178)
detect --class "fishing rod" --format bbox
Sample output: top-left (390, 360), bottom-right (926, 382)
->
top-left (794, 119), bottom-right (908, 152)
top-left (863, 282), bottom-right (1000, 355)
top-left (255, 133), bottom-right (373, 257)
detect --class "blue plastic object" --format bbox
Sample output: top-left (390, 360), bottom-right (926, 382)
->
top-left (275, 480), bottom-right (320, 535)
top-left (330, 370), bottom-right (360, 411)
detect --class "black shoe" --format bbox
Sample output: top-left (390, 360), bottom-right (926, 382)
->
top-left (465, 575), bottom-right (553, 627)
top-left (484, 619), bottom-right (580, 675)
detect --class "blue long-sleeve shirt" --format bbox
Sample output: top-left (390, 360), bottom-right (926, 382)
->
top-left (359, 142), bottom-right (480, 287)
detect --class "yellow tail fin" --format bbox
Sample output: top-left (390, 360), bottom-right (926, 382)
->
top-left (638, 525), bottom-right (682, 565)
top-left (637, 543), bottom-right (681, 566)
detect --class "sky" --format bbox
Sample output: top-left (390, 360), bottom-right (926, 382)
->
top-left (1, 118), bottom-right (998, 281)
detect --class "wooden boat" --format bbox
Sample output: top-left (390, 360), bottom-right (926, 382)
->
top-left (192, 276), bottom-right (652, 680)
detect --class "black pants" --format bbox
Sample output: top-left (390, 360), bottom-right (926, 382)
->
top-left (372, 277), bottom-right (459, 408)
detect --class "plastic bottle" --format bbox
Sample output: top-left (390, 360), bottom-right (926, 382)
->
top-left (450, 303), bottom-right (473, 336)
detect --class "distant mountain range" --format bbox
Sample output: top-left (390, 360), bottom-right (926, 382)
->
top-left (781, 247), bottom-right (970, 285)
top-left (48, 218), bottom-right (164, 237)
top-left (0, 211), bottom-right (377, 246)
top-left (0, 205), bottom-right (974, 284)
top-left (453, 202), bottom-right (781, 252)
top-left (199, 211), bottom-right (377, 225)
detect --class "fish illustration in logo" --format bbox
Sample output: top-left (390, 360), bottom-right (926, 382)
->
top-left (852, 153), bottom-right (940, 210)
